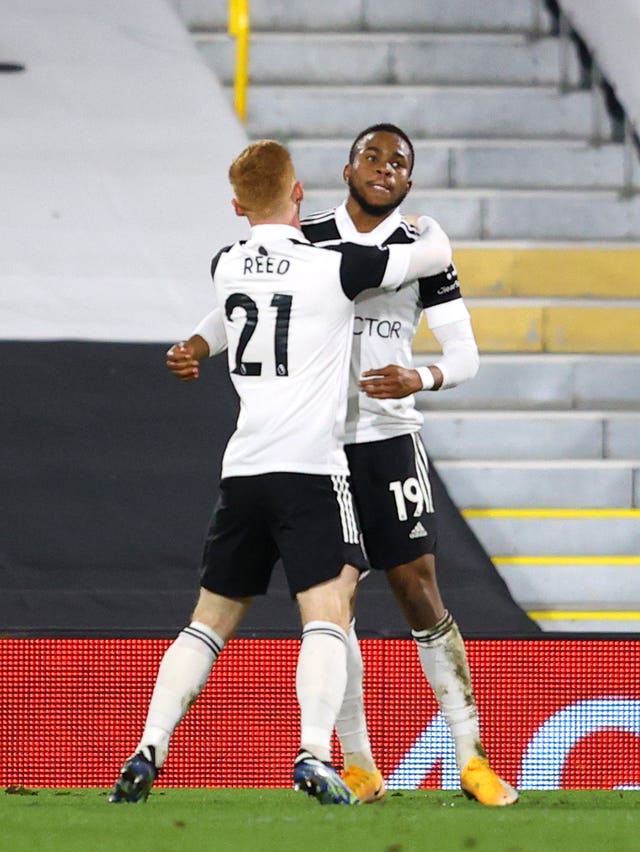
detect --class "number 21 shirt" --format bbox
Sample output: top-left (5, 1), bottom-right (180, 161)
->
top-left (211, 223), bottom-right (410, 479)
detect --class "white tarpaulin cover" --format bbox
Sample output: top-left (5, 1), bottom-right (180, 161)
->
top-left (559, 0), bottom-right (640, 135)
top-left (1, 0), bottom-right (247, 341)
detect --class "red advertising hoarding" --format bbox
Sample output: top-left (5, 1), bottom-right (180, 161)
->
top-left (1, 638), bottom-right (639, 790)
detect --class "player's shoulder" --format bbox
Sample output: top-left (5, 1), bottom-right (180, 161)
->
top-left (300, 206), bottom-right (337, 227)
top-left (301, 207), bottom-right (341, 245)
top-left (383, 215), bottom-right (422, 246)
top-left (401, 213), bottom-right (446, 230)
top-left (210, 241), bottom-right (245, 278)
top-left (384, 213), bottom-right (448, 246)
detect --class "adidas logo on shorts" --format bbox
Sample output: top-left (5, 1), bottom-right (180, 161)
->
top-left (409, 521), bottom-right (428, 539)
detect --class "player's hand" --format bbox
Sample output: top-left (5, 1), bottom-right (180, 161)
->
top-left (404, 214), bottom-right (437, 235)
top-left (166, 341), bottom-right (200, 382)
top-left (359, 365), bottom-right (422, 399)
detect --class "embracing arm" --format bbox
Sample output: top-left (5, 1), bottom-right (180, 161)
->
top-left (373, 216), bottom-right (453, 292)
top-left (338, 216), bottom-right (452, 299)
top-left (396, 216), bottom-right (453, 283)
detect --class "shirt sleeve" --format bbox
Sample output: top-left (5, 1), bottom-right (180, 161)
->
top-left (191, 307), bottom-right (228, 357)
top-left (331, 243), bottom-right (395, 300)
top-left (330, 221), bottom-right (453, 300)
top-left (199, 247), bottom-right (232, 356)
top-left (392, 216), bottom-right (452, 283)
top-left (419, 263), bottom-right (463, 310)
top-left (210, 244), bottom-right (234, 280)
top-left (427, 314), bottom-right (480, 389)
top-left (424, 297), bottom-right (470, 329)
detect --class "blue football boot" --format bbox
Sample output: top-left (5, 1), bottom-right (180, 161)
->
top-left (108, 748), bottom-right (158, 804)
top-left (293, 750), bottom-right (360, 805)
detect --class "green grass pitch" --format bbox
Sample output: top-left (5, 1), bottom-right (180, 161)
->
top-left (2, 788), bottom-right (639, 852)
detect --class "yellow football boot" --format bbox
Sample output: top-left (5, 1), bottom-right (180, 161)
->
top-left (341, 765), bottom-right (386, 803)
top-left (461, 757), bottom-right (519, 806)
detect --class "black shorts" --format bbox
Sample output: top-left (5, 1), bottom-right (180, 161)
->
top-left (345, 432), bottom-right (437, 571)
top-left (200, 472), bottom-right (368, 598)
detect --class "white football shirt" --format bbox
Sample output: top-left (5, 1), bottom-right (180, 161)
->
top-left (211, 224), bottom-right (410, 478)
top-left (301, 202), bottom-right (470, 443)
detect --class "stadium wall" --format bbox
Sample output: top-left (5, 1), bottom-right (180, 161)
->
top-left (1, 638), bottom-right (639, 791)
top-left (0, 340), bottom-right (536, 638)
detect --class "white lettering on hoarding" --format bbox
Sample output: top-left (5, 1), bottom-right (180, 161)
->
top-left (385, 699), bottom-right (640, 791)
top-left (518, 699), bottom-right (640, 790)
top-left (386, 713), bottom-right (458, 790)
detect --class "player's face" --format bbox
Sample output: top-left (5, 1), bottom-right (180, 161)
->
top-left (344, 131), bottom-right (413, 217)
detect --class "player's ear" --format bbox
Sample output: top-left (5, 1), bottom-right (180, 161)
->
top-left (343, 164), bottom-right (351, 183)
top-left (291, 180), bottom-right (304, 205)
top-left (232, 198), bottom-right (246, 217)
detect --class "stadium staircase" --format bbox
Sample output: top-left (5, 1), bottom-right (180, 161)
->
top-left (173, 0), bottom-right (640, 632)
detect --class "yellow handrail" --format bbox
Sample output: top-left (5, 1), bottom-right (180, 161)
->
top-left (228, 0), bottom-right (249, 122)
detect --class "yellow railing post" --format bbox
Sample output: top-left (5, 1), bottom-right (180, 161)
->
top-left (228, 0), bottom-right (249, 122)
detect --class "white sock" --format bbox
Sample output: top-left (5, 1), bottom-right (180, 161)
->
top-left (412, 612), bottom-right (484, 772)
top-left (335, 621), bottom-right (376, 772)
top-left (296, 621), bottom-right (348, 763)
top-left (137, 621), bottom-right (224, 767)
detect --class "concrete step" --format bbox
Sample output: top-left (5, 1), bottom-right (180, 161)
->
top-left (437, 460), bottom-right (639, 508)
top-left (524, 611), bottom-right (640, 632)
top-left (502, 553), bottom-right (640, 632)
top-left (445, 142), bottom-right (637, 192)
top-left (289, 139), bottom-right (636, 192)
top-left (414, 299), bottom-right (640, 353)
top-left (421, 412), bottom-right (640, 461)
top-left (414, 354), bottom-right (640, 411)
top-left (174, 0), bottom-right (554, 34)
top-left (197, 33), bottom-right (579, 87)
top-left (480, 191), bottom-right (640, 241)
top-left (463, 508), bottom-right (640, 555)
top-left (453, 247), bottom-right (640, 298)
top-left (493, 555), bottom-right (640, 610)
top-left (301, 188), bottom-right (640, 241)
top-left (242, 85), bottom-right (598, 141)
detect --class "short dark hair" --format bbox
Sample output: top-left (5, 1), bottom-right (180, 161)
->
top-left (348, 123), bottom-right (415, 174)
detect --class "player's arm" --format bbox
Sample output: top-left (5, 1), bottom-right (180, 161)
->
top-left (359, 263), bottom-right (479, 398)
top-left (165, 307), bottom-right (228, 382)
top-left (416, 301), bottom-right (479, 390)
top-left (336, 217), bottom-right (452, 300)
top-left (191, 307), bottom-right (228, 358)
top-left (416, 261), bottom-right (479, 390)
top-left (359, 311), bottom-right (479, 398)
top-left (166, 245), bottom-right (233, 382)
top-left (400, 216), bottom-right (453, 282)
